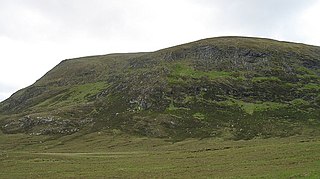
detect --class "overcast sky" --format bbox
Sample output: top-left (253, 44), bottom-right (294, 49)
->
top-left (1, 0), bottom-right (320, 102)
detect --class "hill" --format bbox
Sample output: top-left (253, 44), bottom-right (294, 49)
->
top-left (1, 36), bottom-right (320, 141)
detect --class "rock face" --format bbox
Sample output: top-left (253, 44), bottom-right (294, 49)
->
top-left (0, 36), bottom-right (320, 140)
top-left (1, 116), bottom-right (92, 135)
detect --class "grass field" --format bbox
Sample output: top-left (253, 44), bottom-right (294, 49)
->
top-left (1, 131), bottom-right (320, 178)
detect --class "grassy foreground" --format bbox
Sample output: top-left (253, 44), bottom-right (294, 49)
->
top-left (1, 131), bottom-right (320, 178)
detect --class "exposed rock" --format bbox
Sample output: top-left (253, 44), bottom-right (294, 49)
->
top-left (1, 116), bottom-right (93, 135)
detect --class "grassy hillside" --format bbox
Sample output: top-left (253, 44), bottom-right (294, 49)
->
top-left (0, 36), bottom-right (320, 140)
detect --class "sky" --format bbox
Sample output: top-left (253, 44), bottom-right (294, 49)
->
top-left (0, 0), bottom-right (320, 102)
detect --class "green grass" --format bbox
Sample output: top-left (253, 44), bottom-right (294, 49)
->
top-left (218, 99), bottom-right (287, 114)
top-left (170, 63), bottom-right (232, 80)
top-left (252, 76), bottom-right (281, 83)
top-left (296, 66), bottom-right (318, 75)
top-left (35, 82), bottom-right (107, 108)
top-left (0, 132), bottom-right (320, 178)
top-left (290, 99), bottom-right (310, 106)
top-left (67, 82), bottom-right (107, 102)
top-left (166, 97), bottom-right (190, 111)
top-left (193, 112), bottom-right (205, 120)
top-left (300, 83), bottom-right (320, 91)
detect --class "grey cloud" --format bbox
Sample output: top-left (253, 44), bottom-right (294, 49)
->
top-left (0, 93), bottom-right (10, 102)
top-left (0, 0), bottom-right (128, 41)
top-left (194, 0), bottom-right (317, 39)
top-left (0, 82), bottom-right (18, 93)
top-left (0, 82), bottom-right (19, 102)
top-left (1, 0), bottom-right (317, 43)
top-left (29, 0), bottom-right (127, 32)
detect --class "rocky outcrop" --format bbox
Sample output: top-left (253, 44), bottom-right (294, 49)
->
top-left (0, 116), bottom-right (93, 135)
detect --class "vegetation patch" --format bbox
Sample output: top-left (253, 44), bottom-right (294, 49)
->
top-left (169, 63), bottom-right (232, 80)
top-left (34, 82), bottom-right (108, 108)
top-left (218, 99), bottom-right (287, 114)
top-left (167, 99), bottom-right (190, 111)
top-left (67, 82), bottom-right (108, 102)
top-left (300, 83), bottom-right (320, 91)
top-left (252, 76), bottom-right (281, 83)
top-left (193, 112), bottom-right (205, 120)
top-left (290, 99), bottom-right (310, 106)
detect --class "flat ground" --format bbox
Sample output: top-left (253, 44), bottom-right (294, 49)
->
top-left (1, 131), bottom-right (320, 178)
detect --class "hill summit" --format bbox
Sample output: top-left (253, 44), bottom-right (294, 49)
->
top-left (1, 36), bottom-right (320, 140)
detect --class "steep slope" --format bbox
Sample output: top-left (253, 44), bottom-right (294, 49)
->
top-left (1, 36), bottom-right (320, 140)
